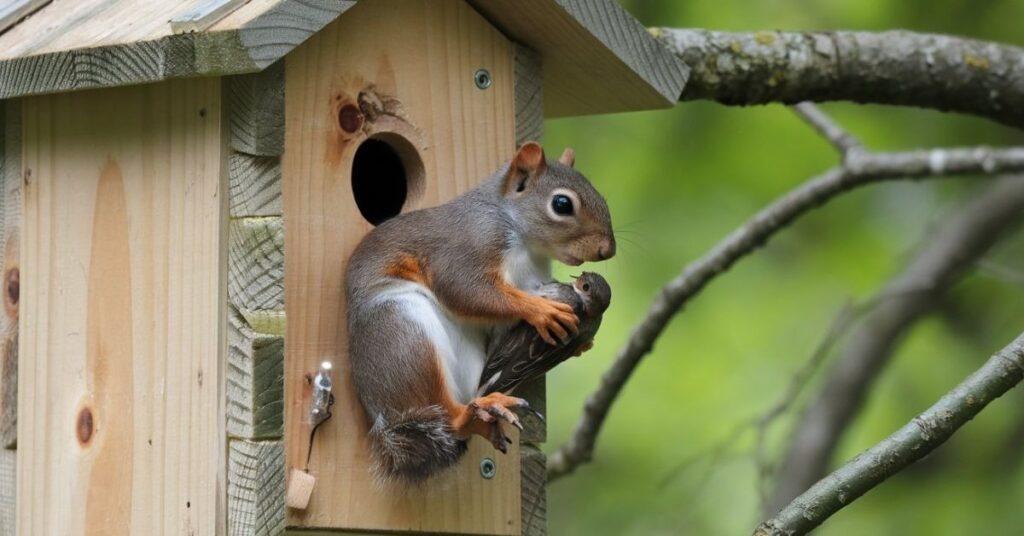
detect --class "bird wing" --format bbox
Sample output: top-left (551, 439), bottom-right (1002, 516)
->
top-left (479, 285), bottom-right (601, 395)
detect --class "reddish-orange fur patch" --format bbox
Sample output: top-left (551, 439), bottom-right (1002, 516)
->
top-left (385, 254), bottom-right (431, 286)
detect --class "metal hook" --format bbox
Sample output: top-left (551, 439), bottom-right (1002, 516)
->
top-left (305, 361), bottom-right (335, 468)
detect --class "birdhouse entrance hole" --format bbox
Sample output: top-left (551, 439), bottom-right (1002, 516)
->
top-left (351, 133), bottom-right (424, 226)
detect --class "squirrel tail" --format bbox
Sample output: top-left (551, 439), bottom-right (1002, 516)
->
top-left (368, 405), bottom-right (467, 483)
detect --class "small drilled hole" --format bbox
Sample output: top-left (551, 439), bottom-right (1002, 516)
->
top-left (351, 134), bottom-right (424, 226)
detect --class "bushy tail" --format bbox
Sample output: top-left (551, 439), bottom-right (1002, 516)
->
top-left (368, 405), bottom-right (467, 484)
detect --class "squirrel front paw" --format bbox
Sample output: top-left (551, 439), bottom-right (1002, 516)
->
top-left (524, 296), bottom-right (579, 345)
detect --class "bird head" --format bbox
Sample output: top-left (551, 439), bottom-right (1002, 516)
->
top-left (572, 272), bottom-right (612, 316)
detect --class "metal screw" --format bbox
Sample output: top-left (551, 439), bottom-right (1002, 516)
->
top-left (474, 69), bottom-right (492, 90)
top-left (480, 457), bottom-right (496, 479)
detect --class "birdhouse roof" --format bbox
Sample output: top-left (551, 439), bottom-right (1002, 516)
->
top-left (0, 0), bottom-right (688, 117)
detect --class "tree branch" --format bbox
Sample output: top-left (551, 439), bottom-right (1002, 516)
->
top-left (546, 147), bottom-right (1024, 481)
top-left (792, 103), bottom-right (863, 159)
top-left (755, 330), bottom-right (1024, 535)
top-left (654, 29), bottom-right (1024, 129)
top-left (766, 176), bottom-right (1024, 515)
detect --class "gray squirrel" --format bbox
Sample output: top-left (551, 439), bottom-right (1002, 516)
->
top-left (345, 142), bottom-right (615, 482)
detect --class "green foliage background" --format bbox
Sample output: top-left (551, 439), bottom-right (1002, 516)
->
top-left (542, 1), bottom-right (1024, 534)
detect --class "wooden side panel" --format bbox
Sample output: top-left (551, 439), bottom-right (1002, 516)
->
top-left (0, 100), bottom-right (20, 450)
top-left (225, 61), bottom-right (287, 535)
top-left (228, 440), bottom-right (285, 536)
top-left (0, 449), bottom-right (12, 536)
top-left (283, 1), bottom-right (518, 533)
top-left (513, 43), bottom-right (547, 536)
top-left (18, 79), bottom-right (226, 536)
top-left (0, 99), bottom-right (20, 536)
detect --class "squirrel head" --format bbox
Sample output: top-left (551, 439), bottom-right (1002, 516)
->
top-left (502, 142), bottom-right (615, 266)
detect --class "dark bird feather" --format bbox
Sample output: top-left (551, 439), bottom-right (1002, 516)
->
top-left (478, 272), bottom-right (611, 396)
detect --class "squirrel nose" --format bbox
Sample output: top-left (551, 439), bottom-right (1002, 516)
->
top-left (597, 238), bottom-right (616, 260)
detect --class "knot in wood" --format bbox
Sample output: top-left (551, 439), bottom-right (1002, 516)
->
top-left (77, 406), bottom-right (94, 445)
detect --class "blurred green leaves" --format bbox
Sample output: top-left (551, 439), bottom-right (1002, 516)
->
top-left (542, 1), bottom-right (1024, 534)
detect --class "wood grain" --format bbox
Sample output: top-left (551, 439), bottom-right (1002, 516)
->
top-left (468, 0), bottom-right (689, 116)
top-left (520, 445), bottom-right (547, 536)
top-left (283, 1), bottom-right (519, 533)
top-left (228, 439), bottom-right (285, 536)
top-left (514, 45), bottom-right (543, 146)
top-left (228, 310), bottom-right (284, 439)
top-left (229, 217), bottom-right (285, 314)
top-left (229, 61), bottom-right (285, 157)
top-left (0, 0), bottom-right (356, 99)
top-left (230, 153), bottom-right (282, 217)
top-left (0, 100), bottom-right (20, 450)
top-left (171, 0), bottom-right (248, 34)
top-left (19, 78), bottom-right (226, 536)
top-left (0, 0), bottom-right (50, 35)
top-left (0, 449), bottom-right (12, 536)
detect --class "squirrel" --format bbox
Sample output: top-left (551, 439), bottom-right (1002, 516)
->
top-left (345, 142), bottom-right (615, 483)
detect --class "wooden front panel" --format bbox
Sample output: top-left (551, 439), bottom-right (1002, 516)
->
top-left (19, 80), bottom-right (226, 535)
top-left (282, 0), bottom-right (518, 533)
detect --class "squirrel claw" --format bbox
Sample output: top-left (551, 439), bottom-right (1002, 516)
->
top-left (461, 393), bottom-right (529, 452)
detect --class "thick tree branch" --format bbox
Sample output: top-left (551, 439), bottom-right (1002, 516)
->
top-left (755, 330), bottom-right (1024, 535)
top-left (654, 29), bottom-right (1024, 129)
top-left (766, 176), bottom-right (1024, 515)
top-left (546, 147), bottom-right (1024, 481)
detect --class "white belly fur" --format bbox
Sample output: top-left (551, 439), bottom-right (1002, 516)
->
top-left (368, 239), bottom-right (550, 404)
top-left (370, 281), bottom-right (486, 404)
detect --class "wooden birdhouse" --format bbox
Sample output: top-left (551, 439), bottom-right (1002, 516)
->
top-left (0, 0), bottom-right (687, 534)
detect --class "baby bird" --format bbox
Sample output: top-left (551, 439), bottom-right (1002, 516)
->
top-left (479, 272), bottom-right (612, 396)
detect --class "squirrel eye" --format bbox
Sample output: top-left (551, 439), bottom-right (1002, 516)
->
top-left (582, 283), bottom-right (591, 292)
top-left (551, 194), bottom-right (574, 216)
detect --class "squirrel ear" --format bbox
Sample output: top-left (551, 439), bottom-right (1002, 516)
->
top-left (504, 141), bottom-right (547, 195)
top-left (559, 148), bottom-right (575, 167)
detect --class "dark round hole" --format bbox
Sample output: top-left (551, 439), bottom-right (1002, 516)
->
top-left (352, 136), bottom-right (423, 226)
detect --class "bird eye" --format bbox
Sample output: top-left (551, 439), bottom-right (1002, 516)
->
top-left (551, 194), bottom-right (574, 216)
top-left (582, 283), bottom-right (591, 292)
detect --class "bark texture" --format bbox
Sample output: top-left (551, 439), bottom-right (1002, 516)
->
top-left (655, 29), bottom-right (1024, 128)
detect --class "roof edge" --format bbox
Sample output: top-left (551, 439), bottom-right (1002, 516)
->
top-left (468, 0), bottom-right (689, 117)
top-left (0, 0), bottom-right (355, 100)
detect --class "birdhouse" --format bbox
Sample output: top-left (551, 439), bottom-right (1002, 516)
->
top-left (0, 1), bottom-right (686, 535)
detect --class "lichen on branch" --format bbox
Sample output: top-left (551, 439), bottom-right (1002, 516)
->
top-left (654, 29), bottom-right (1024, 128)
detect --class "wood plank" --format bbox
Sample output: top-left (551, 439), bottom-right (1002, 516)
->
top-left (229, 216), bottom-right (285, 314)
top-left (512, 44), bottom-right (547, 449)
top-left (171, 0), bottom-right (248, 34)
top-left (228, 439), bottom-right (285, 536)
top-left (229, 61), bottom-right (285, 157)
top-left (0, 449), bottom-right (12, 536)
top-left (520, 445), bottom-right (547, 536)
top-left (19, 78), bottom-right (226, 536)
top-left (0, 1), bottom-right (356, 99)
top-left (0, 0), bottom-right (50, 35)
top-left (468, 0), bottom-right (690, 116)
top-left (514, 44), bottom-right (543, 145)
top-left (283, 1), bottom-right (519, 533)
top-left (230, 153), bottom-right (282, 217)
top-left (228, 310), bottom-right (284, 439)
top-left (0, 101), bottom-right (19, 450)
